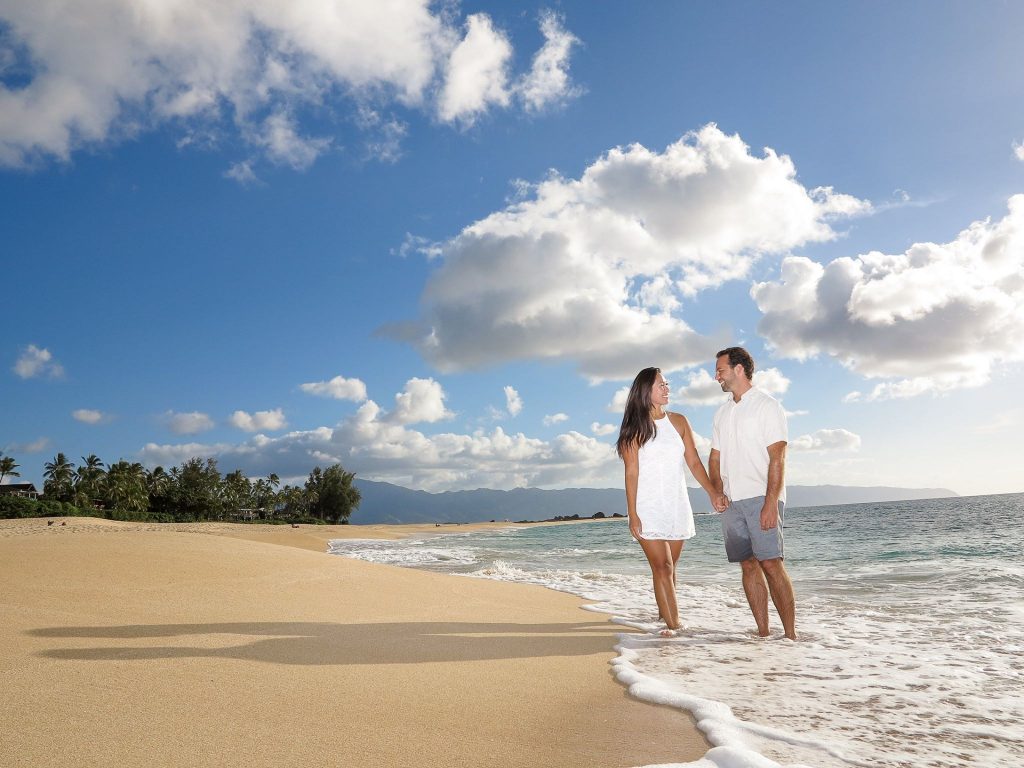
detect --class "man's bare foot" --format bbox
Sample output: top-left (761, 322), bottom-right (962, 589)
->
top-left (659, 628), bottom-right (679, 638)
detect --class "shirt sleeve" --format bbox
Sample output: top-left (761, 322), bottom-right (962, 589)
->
top-left (763, 399), bottom-right (788, 447)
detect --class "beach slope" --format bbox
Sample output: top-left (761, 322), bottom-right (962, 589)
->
top-left (0, 518), bottom-right (705, 768)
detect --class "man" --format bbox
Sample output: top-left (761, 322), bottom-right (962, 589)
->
top-left (709, 346), bottom-right (796, 640)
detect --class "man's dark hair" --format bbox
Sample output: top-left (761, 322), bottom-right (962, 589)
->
top-left (716, 346), bottom-right (755, 381)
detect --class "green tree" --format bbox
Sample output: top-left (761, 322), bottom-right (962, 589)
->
top-left (222, 469), bottom-right (253, 518)
top-left (43, 452), bottom-right (75, 502)
top-left (278, 484), bottom-right (307, 518)
top-left (102, 461), bottom-right (149, 517)
top-left (146, 466), bottom-right (173, 517)
top-left (250, 474), bottom-right (282, 520)
top-left (169, 457), bottom-right (225, 521)
top-left (0, 453), bottom-right (20, 484)
top-left (73, 454), bottom-right (106, 508)
top-left (306, 464), bottom-right (360, 524)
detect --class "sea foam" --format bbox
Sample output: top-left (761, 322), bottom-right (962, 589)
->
top-left (329, 494), bottom-right (1024, 768)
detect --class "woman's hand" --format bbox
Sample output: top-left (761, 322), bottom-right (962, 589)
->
top-left (710, 492), bottom-right (729, 513)
top-left (629, 514), bottom-right (643, 540)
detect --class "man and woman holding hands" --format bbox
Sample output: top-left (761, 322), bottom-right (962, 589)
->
top-left (617, 347), bottom-right (797, 640)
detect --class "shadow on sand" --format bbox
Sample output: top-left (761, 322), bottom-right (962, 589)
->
top-left (29, 620), bottom-right (615, 666)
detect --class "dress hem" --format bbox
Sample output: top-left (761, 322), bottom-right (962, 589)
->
top-left (637, 532), bottom-right (696, 541)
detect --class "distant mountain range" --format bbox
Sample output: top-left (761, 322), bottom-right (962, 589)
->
top-left (351, 480), bottom-right (958, 525)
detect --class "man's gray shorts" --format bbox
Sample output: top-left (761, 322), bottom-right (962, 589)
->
top-left (722, 496), bottom-right (785, 563)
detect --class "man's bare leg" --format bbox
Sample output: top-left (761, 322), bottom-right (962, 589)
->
top-left (760, 558), bottom-right (796, 640)
top-left (740, 557), bottom-right (770, 636)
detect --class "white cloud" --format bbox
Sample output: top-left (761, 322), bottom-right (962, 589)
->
top-left (139, 439), bottom-right (238, 467)
top-left (13, 344), bottom-right (64, 379)
top-left (591, 422), bottom-right (617, 436)
top-left (164, 411), bottom-right (215, 435)
top-left (754, 194), bottom-right (1024, 397)
top-left (139, 379), bottom-right (620, 491)
top-left (674, 369), bottom-right (726, 406)
top-left (842, 375), bottom-right (981, 402)
top-left (789, 428), bottom-right (861, 452)
top-left (5, 437), bottom-right (50, 453)
top-left (399, 124), bottom-right (869, 381)
top-left (973, 408), bottom-right (1023, 434)
top-left (390, 377), bottom-right (452, 424)
top-left (72, 409), bottom-right (109, 425)
top-left (356, 105), bottom-right (407, 162)
top-left (1014, 140), bottom-right (1024, 162)
top-left (229, 408), bottom-right (288, 432)
top-left (299, 375), bottom-right (368, 402)
top-left (438, 13), bottom-right (512, 125)
top-left (637, 274), bottom-right (681, 313)
top-left (543, 412), bottom-right (568, 426)
top-left (142, 414), bottom-right (617, 492)
top-left (753, 367), bottom-right (791, 397)
top-left (0, 2), bottom-right (577, 168)
top-left (608, 386), bottom-right (630, 413)
top-left (516, 11), bottom-right (580, 113)
top-left (690, 429), bottom-right (712, 456)
top-left (675, 366), bottom-right (789, 407)
top-left (504, 385), bottom-right (523, 417)
top-left (256, 111), bottom-right (331, 170)
top-left (224, 160), bottom-right (260, 185)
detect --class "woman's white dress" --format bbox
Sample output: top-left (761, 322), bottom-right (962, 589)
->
top-left (636, 415), bottom-right (696, 540)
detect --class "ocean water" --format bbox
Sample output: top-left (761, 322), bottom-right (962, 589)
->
top-left (328, 493), bottom-right (1024, 768)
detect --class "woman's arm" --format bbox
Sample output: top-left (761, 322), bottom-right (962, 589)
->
top-left (622, 442), bottom-right (642, 539)
top-left (670, 413), bottom-right (728, 511)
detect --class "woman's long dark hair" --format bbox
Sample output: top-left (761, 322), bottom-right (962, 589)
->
top-left (616, 367), bottom-right (660, 458)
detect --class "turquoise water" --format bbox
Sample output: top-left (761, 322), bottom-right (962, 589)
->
top-left (331, 493), bottom-right (1024, 768)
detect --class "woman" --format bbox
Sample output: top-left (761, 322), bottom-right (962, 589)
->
top-left (617, 367), bottom-right (724, 636)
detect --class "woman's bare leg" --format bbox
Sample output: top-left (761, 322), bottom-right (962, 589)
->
top-left (638, 537), bottom-right (680, 631)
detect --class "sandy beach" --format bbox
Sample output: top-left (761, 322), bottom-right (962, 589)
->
top-left (0, 517), bottom-right (706, 768)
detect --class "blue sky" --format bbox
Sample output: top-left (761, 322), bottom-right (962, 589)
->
top-left (3, 1), bottom-right (1023, 496)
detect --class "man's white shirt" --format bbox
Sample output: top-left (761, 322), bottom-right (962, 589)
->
top-left (711, 387), bottom-right (788, 503)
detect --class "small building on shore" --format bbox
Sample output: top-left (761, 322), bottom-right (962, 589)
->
top-left (0, 483), bottom-right (40, 500)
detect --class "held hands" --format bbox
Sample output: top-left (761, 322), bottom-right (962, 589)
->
top-left (760, 500), bottom-right (780, 530)
top-left (628, 514), bottom-right (643, 540)
top-left (710, 492), bottom-right (729, 513)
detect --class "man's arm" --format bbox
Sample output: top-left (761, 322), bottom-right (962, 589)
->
top-left (708, 448), bottom-right (728, 512)
top-left (760, 440), bottom-right (786, 530)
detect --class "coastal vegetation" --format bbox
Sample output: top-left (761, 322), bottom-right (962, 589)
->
top-left (0, 452), bottom-right (360, 525)
top-left (0, 452), bottom-right (20, 483)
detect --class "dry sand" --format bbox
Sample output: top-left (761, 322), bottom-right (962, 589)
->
top-left (0, 517), bottom-right (706, 767)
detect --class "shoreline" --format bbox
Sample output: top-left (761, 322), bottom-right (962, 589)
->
top-left (0, 516), bottom-right (707, 767)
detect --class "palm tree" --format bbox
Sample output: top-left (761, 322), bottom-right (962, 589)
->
top-left (279, 485), bottom-right (305, 517)
top-left (146, 466), bottom-right (170, 496)
top-left (0, 453), bottom-right (20, 484)
top-left (146, 466), bottom-right (173, 517)
top-left (43, 452), bottom-right (75, 501)
top-left (222, 469), bottom-right (252, 517)
top-left (73, 454), bottom-right (106, 507)
top-left (252, 477), bottom-right (275, 519)
top-left (103, 460), bottom-right (149, 516)
top-left (82, 454), bottom-right (104, 474)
